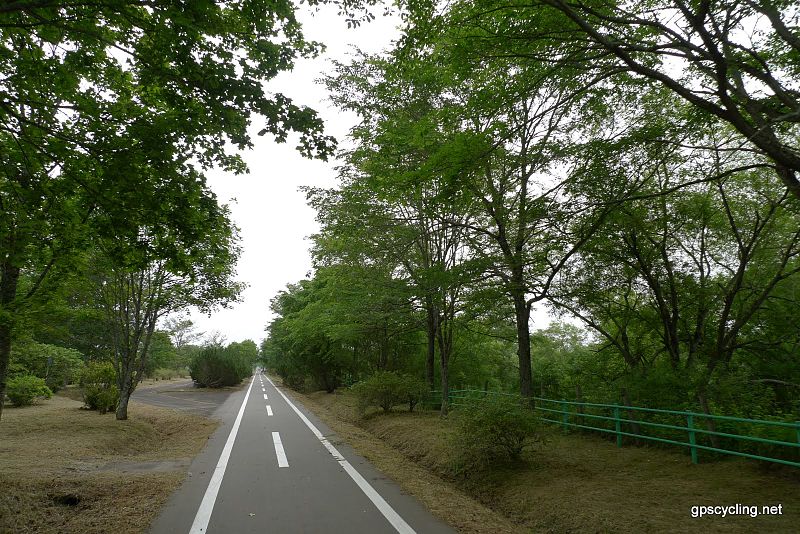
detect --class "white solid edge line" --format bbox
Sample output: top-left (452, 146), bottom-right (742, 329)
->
top-left (272, 431), bottom-right (290, 467)
top-left (189, 374), bottom-right (255, 534)
top-left (264, 375), bottom-right (416, 534)
top-left (266, 405), bottom-right (273, 416)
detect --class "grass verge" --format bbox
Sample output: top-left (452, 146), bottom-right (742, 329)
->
top-left (295, 388), bottom-right (800, 534)
top-left (0, 394), bottom-right (218, 533)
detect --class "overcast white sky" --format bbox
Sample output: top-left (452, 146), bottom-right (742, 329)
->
top-left (184, 6), bottom-right (402, 344)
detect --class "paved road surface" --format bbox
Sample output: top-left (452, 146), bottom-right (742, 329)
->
top-left (149, 370), bottom-right (455, 534)
top-left (133, 379), bottom-right (237, 417)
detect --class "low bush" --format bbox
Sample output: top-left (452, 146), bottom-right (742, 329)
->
top-left (10, 342), bottom-right (84, 393)
top-left (352, 371), bottom-right (430, 414)
top-left (80, 362), bottom-right (119, 414)
top-left (6, 375), bottom-right (52, 406)
top-left (450, 398), bottom-right (539, 476)
top-left (190, 345), bottom-right (251, 388)
top-left (152, 368), bottom-right (176, 381)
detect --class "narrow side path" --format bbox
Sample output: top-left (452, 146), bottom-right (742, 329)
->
top-left (150, 370), bottom-right (455, 534)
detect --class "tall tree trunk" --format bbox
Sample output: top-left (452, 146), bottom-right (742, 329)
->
top-left (425, 297), bottom-right (436, 390)
top-left (621, 388), bottom-right (642, 445)
top-left (575, 384), bottom-right (584, 427)
top-left (0, 261), bottom-right (20, 422)
top-left (116, 387), bottom-right (131, 420)
top-left (116, 360), bottom-right (135, 420)
top-left (513, 290), bottom-right (534, 405)
top-left (434, 313), bottom-right (451, 416)
top-left (351, 344), bottom-right (358, 383)
top-left (438, 338), bottom-right (450, 416)
top-left (378, 334), bottom-right (389, 370)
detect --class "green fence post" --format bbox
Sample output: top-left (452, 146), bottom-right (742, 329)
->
top-left (796, 421), bottom-right (800, 448)
top-left (687, 414), bottom-right (698, 464)
top-left (562, 401), bottom-right (569, 433)
top-left (613, 405), bottom-right (622, 447)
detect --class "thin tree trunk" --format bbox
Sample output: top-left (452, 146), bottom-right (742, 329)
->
top-left (378, 326), bottom-right (389, 370)
top-left (438, 338), bottom-right (450, 417)
top-left (115, 342), bottom-right (138, 421)
top-left (116, 386), bottom-right (131, 419)
top-left (697, 390), bottom-right (721, 449)
top-left (351, 344), bottom-right (358, 383)
top-left (0, 261), bottom-right (20, 422)
top-left (575, 384), bottom-right (584, 427)
top-left (513, 292), bottom-right (534, 406)
top-left (425, 297), bottom-right (436, 390)
top-left (434, 313), bottom-right (451, 416)
top-left (621, 388), bottom-right (642, 445)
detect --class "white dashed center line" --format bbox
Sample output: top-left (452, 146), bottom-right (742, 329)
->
top-left (266, 405), bottom-right (273, 416)
top-left (189, 375), bottom-right (255, 534)
top-left (272, 432), bottom-right (289, 467)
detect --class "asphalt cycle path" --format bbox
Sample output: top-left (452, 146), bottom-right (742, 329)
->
top-left (150, 370), bottom-right (455, 534)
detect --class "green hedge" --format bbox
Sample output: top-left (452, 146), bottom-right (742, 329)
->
top-left (7, 375), bottom-right (52, 406)
top-left (190, 345), bottom-right (251, 388)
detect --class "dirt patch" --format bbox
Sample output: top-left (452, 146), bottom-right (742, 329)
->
top-left (295, 387), bottom-right (800, 534)
top-left (0, 395), bottom-right (218, 533)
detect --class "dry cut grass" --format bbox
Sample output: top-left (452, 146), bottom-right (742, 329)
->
top-left (300, 388), bottom-right (800, 534)
top-left (0, 395), bottom-right (218, 534)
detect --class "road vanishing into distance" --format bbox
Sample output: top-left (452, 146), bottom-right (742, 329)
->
top-left (144, 370), bottom-right (454, 534)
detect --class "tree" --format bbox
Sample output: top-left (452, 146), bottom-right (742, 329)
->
top-left (164, 318), bottom-right (202, 351)
top-left (0, 1), bottom-right (335, 420)
top-left (266, 279), bottom-right (351, 392)
top-left (552, 146), bottom-right (800, 416)
top-left (142, 331), bottom-right (178, 378)
top-left (451, 0), bottom-right (800, 198)
top-left (92, 195), bottom-right (242, 419)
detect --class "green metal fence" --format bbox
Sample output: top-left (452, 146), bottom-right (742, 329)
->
top-left (426, 389), bottom-right (800, 468)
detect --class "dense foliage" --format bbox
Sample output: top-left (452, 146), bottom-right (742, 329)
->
top-left (0, 0), bottom-right (334, 420)
top-left (262, 0), bottom-right (800, 430)
top-left (9, 342), bottom-right (84, 393)
top-left (6, 375), bottom-right (52, 407)
top-left (80, 362), bottom-right (119, 414)
top-left (450, 398), bottom-right (539, 475)
top-left (351, 371), bottom-right (429, 413)
top-left (190, 341), bottom-right (257, 388)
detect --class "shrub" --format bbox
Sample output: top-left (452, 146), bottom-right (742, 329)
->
top-left (10, 342), bottom-right (84, 393)
top-left (401, 375), bottom-right (429, 412)
top-left (152, 368), bottom-right (176, 381)
top-left (190, 345), bottom-right (251, 388)
top-left (6, 375), bottom-right (52, 406)
top-left (80, 362), bottom-right (119, 414)
top-left (351, 372), bottom-right (429, 414)
top-left (450, 398), bottom-right (539, 476)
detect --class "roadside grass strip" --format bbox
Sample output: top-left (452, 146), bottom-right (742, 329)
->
top-left (264, 375), bottom-right (416, 534)
top-left (189, 375), bottom-right (255, 534)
